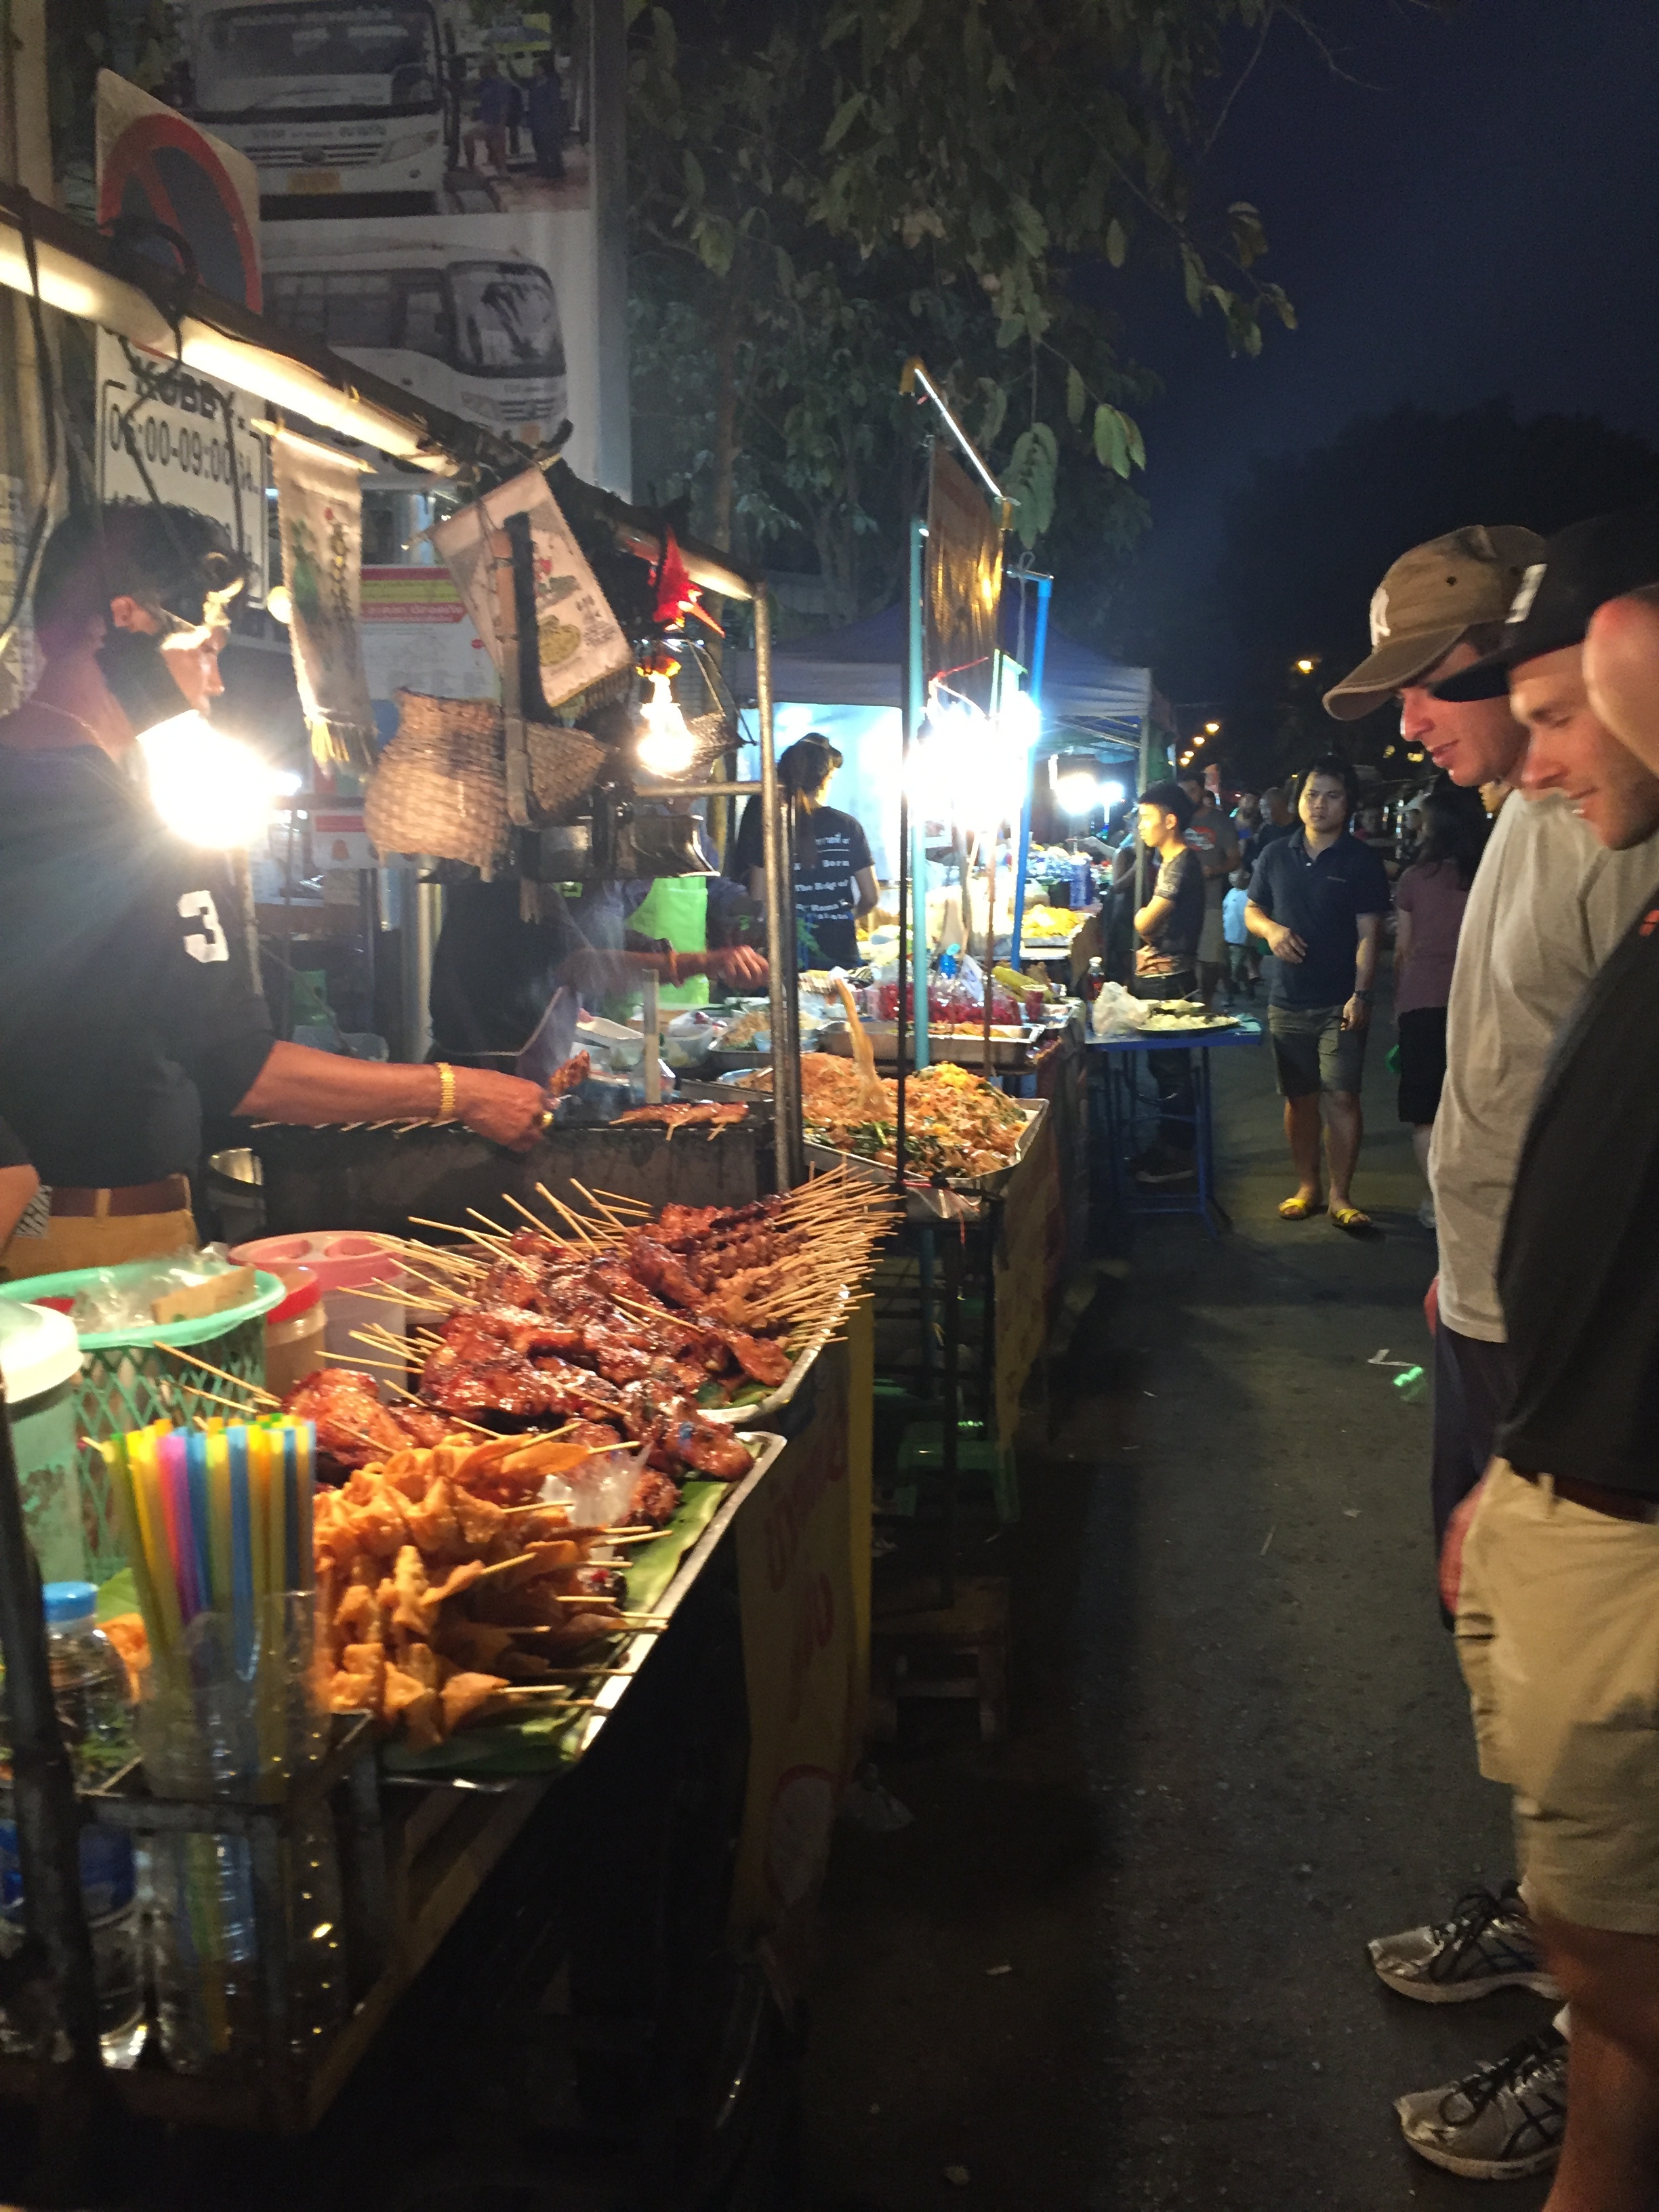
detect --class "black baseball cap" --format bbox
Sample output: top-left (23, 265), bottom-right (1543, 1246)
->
top-left (1433, 506), bottom-right (1659, 701)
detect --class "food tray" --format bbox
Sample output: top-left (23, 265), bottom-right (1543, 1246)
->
top-left (802, 1095), bottom-right (1048, 1200)
top-left (818, 1019), bottom-right (1042, 1071)
top-left (382, 1431), bottom-right (789, 1778)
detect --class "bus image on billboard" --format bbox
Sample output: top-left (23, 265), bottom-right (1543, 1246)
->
top-left (262, 241), bottom-right (568, 447)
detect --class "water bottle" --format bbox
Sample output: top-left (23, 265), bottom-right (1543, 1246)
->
top-left (0, 1582), bottom-right (146, 2066)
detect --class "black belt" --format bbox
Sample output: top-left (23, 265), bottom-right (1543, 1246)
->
top-left (1511, 1469), bottom-right (1659, 1525)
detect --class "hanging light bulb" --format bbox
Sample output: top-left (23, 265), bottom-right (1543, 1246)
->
top-left (635, 671), bottom-right (696, 777)
top-left (138, 712), bottom-right (276, 848)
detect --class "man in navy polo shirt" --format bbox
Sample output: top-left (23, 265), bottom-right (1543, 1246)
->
top-left (1245, 755), bottom-right (1391, 1231)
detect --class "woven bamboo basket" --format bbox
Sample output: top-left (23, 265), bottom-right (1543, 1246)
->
top-left (363, 693), bottom-right (508, 869)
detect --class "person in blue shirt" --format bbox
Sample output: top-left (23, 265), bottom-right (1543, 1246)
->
top-left (1245, 755), bottom-right (1391, 1231)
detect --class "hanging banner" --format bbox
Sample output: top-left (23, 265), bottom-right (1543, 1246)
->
top-left (270, 436), bottom-right (376, 769)
top-left (925, 446), bottom-right (1004, 720)
top-left (730, 1309), bottom-right (874, 2003)
top-left (431, 465), bottom-right (630, 710)
top-left (94, 70), bottom-right (270, 605)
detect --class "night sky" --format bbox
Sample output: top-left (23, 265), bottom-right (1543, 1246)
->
top-left (1115, 0), bottom-right (1659, 650)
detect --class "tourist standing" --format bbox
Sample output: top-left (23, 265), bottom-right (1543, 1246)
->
top-left (1244, 757), bottom-right (1391, 1231)
top-left (1177, 771), bottom-right (1240, 1013)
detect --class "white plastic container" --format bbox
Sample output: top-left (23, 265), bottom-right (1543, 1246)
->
top-left (0, 1300), bottom-right (87, 1582)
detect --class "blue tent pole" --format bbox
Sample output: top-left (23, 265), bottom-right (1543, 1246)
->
top-left (1010, 573), bottom-right (1053, 958)
top-left (908, 516), bottom-right (930, 1071)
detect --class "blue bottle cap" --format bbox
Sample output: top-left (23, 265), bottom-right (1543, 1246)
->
top-left (42, 1582), bottom-right (98, 1627)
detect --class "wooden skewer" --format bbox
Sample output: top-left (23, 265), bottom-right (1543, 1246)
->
top-left (499, 1190), bottom-right (560, 1239)
top-left (337, 1347), bottom-right (413, 1375)
top-left (173, 1379), bottom-right (273, 1420)
top-left (534, 1183), bottom-right (603, 1247)
top-left (590, 1188), bottom-right (652, 1214)
top-left (407, 1214), bottom-right (508, 1249)
top-left (153, 1345), bottom-right (279, 1406)
top-left (570, 1179), bottom-right (631, 1232)
top-left (350, 1282), bottom-right (450, 1313)
top-left (466, 1206), bottom-right (514, 1240)
top-left (483, 1689), bottom-right (600, 1706)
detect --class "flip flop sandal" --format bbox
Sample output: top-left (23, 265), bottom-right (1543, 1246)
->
top-left (1329, 1203), bottom-right (1375, 1234)
top-left (1278, 1195), bottom-right (1324, 1220)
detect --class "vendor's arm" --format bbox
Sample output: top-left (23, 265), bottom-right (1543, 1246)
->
top-left (233, 1042), bottom-right (550, 1149)
top-left (1132, 889), bottom-right (1173, 939)
top-left (571, 943), bottom-right (767, 996)
top-left (853, 865), bottom-right (880, 920)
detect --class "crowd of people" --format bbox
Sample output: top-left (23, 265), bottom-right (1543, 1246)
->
top-left (1124, 512), bottom-right (1659, 2199)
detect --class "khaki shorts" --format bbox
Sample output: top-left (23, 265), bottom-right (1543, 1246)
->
top-left (1455, 1460), bottom-right (1659, 1933)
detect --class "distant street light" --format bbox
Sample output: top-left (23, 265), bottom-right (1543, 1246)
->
top-left (1294, 656), bottom-right (1317, 674)
top-left (1204, 720), bottom-right (1221, 735)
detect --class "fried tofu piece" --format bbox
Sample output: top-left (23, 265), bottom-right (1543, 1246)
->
top-left (441, 1671), bottom-right (509, 1733)
top-left (452, 1488), bottom-right (508, 1549)
top-left (405, 1476), bottom-right (462, 1555)
top-left (390, 1546), bottom-right (430, 1635)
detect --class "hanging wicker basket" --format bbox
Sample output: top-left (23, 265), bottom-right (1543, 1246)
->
top-left (364, 693), bottom-right (509, 869)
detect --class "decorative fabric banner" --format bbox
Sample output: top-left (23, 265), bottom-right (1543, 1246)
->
top-left (925, 446), bottom-right (1004, 720)
top-left (271, 434), bottom-right (377, 772)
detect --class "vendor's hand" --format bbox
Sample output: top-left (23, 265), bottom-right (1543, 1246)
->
top-left (1341, 994), bottom-right (1370, 1032)
top-left (705, 945), bottom-right (769, 987)
top-left (1267, 922), bottom-right (1307, 963)
top-left (454, 1068), bottom-right (552, 1151)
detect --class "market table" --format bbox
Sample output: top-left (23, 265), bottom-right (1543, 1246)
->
top-left (1088, 1020), bottom-right (1265, 1237)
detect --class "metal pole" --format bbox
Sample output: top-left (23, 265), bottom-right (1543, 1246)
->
top-left (1134, 715), bottom-right (1152, 911)
top-left (907, 518), bottom-right (930, 1073)
top-left (588, 0), bottom-right (634, 499)
top-left (756, 591), bottom-right (803, 1186)
top-left (0, 1401), bottom-right (105, 2177)
top-left (1010, 574), bottom-right (1052, 956)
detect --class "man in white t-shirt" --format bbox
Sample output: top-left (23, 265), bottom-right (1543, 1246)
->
top-left (1322, 524), bottom-right (1659, 2184)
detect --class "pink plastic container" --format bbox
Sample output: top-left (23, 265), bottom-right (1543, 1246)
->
top-left (229, 1231), bottom-right (412, 1395)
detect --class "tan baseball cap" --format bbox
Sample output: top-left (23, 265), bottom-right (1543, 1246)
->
top-left (1322, 525), bottom-right (1546, 720)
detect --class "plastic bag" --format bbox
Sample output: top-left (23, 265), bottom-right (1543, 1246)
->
top-left (1090, 982), bottom-right (1153, 1040)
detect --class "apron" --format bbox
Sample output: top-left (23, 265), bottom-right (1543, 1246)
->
top-left (626, 878), bottom-right (710, 1008)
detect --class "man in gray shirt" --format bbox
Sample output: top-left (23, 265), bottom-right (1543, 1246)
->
top-left (1322, 525), bottom-right (1659, 2184)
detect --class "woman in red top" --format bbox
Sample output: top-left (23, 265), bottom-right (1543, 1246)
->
top-left (1393, 779), bottom-right (1489, 1227)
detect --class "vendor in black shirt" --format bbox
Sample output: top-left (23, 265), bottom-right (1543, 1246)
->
top-left (1428, 508), bottom-right (1659, 2199)
top-left (1128, 779), bottom-right (1206, 1185)
top-left (731, 736), bottom-right (878, 970)
top-left (0, 504), bottom-right (553, 1279)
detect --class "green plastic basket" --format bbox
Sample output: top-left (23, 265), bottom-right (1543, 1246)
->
top-left (0, 1263), bottom-right (286, 1583)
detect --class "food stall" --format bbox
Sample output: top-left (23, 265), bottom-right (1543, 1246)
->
top-left (0, 168), bottom-right (880, 2190)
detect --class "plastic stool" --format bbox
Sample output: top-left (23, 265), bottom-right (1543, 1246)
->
top-left (891, 1420), bottom-right (1019, 1523)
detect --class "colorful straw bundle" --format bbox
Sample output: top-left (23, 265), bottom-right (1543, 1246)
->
top-left (100, 1419), bottom-right (316, 1675)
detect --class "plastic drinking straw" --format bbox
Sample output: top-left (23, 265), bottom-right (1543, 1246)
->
top-left (295, 1420), bottom-right (316, 1594)
top-left (268, 1423), bottom-right (288, 1599)
top-left (186, 1429), bottom-right (212, 1622)
top-left (228, 1427), bottom-right (253, 1676)
top-left (129, 1426), bottom-right (183, 1656)
top-left (205, 1429), bottom-right (233, 1616)
top-left (280, 1424), bottom-right (300, 1593)
top-left (100, 1439), bottom-right (165, 1654)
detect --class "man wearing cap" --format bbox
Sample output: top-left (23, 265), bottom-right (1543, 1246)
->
top-left (0, 504), bottom-right (555, 1279)
top-left (1326, 525), bottom-right (1659, 2184)
top-left (1425, 508), bottom-right (1659, 2211)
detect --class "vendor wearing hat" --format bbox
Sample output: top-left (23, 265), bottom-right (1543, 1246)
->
top-left (0, 503), bottom-right (555, 1280)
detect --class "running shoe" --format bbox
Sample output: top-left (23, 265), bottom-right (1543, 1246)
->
top-left (1395, 2028), bottom-right (1567, 2180)
top-left (1368, 1881), bottom-right (1561, 2003)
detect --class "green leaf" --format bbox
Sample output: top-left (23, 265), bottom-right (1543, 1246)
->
top-left (1123, 413), bottom-right (1146, 471)
top-left (1092, 403), bottom-right (1129, 478)
top-left (823, 91), bottom-right (865, 150)
top-left (1065, 363), bottom-right (1086, 428)
top-left (682, 150), bottom-right (705, 203)
top-left (1105, 218), bottom-right (1127, 269)
top-left (1004, 422), bottom-right (1057, 547)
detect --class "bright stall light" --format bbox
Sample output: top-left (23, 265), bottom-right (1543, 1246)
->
top-left (1054, 771), bottom-right (1101, 816)
top-left (636, 671), bottom-right (697, 777)
top-left (996, 686), bottom-right (1042, 749)
top-left (138, 712), bottom-right (276, 847)
top-left (1101, 779), bottom-right (1126, 809)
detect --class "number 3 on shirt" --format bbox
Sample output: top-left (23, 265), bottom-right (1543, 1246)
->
top-left (178, 888), bottom-right (229, 965)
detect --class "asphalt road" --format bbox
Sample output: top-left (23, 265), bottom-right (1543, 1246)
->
top-left (804, 984), bottom-right (1556, 2212)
